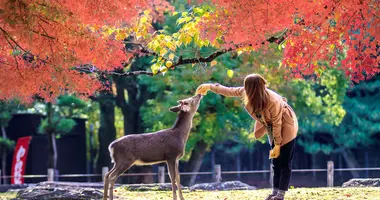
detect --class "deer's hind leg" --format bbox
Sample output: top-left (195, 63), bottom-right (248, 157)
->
top-left (108, 160), bottom-right (134, 200)
top-left (103, 165), bottom-right (117, 200)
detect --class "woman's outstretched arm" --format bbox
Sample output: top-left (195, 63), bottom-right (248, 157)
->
top-left (196, 83), bottom-right (244, 97)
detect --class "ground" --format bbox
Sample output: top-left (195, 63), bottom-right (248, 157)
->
top-left (1, 187), bottom-right (379, 200)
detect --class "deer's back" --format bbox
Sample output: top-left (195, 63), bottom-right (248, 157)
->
top-left (110, 129), bottom-right (186, 165)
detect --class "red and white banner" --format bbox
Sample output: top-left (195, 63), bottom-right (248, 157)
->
top-left (11, 136), bottom-right (32, 184)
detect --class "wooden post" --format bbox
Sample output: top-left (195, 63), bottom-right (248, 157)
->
top-left (327, 161), bottom-right (334, 187)
top-left (213, 164), bottom-right (222, 183)
top-left (158, 166), bottom-right (165, 183)
top-left (270, 163), bottom-right (274, 188)
top-left (102, 167), bottom-right (109, 182)
top-left (47, 168), bottom-right (54, 182)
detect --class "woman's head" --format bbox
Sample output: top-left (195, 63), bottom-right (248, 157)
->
top-left (243, 74), bottom-right (268, 113)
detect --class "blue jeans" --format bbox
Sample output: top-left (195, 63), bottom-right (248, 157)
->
top-left (271, 139), bottom-right (296, 191)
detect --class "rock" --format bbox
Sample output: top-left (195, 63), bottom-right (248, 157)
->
top-left (0, 184), bottom-right (34, 193)
top-left (189, 181), bottom-right (256, 191)
top-left (342, 178), bottom-right (380, 187)
top-left (37, 181), bottom-right (112, 189)
top-left (11, 183), bottom-right (103, 200)
top-left (121, 183), bottom-right (188, 191)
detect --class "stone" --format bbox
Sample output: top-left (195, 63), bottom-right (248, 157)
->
top-left (342, 178), bottom-right (380, 187)
top-left (37, 181), bottom-right (111, 189)
top-left (11, 183), bottom-right (103, 200)
top-left (189, 181), bottom-right (256, 191)
top-left (121, 183), bottom-right (188, 191)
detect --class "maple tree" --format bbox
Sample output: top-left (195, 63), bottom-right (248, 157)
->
top-left (0, 0), bottom-right (173, 102)
top-left (0, 0), bottom-right (378, 102)
top-left (196, 0), bottom-right (379, 81)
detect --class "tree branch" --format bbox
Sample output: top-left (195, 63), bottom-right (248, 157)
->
top-left (78, 30), bottom-right (288, 77)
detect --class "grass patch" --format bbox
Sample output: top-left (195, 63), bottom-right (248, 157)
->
top-left (113, 187), bottom-right (380, 200)
top-left (1, 187), bottom-right (379, 199)
top-left (0, 192), bottom-right (16, 200)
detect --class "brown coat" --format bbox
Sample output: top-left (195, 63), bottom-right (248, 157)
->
top-left (210, 83), bottom-right (298, 146)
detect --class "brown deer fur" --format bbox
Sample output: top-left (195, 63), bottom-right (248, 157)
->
top-left (103, 94), bottom-right (203, 200)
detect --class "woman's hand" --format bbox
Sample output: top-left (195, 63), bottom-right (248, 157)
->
top-left (269, 145), bottom-right (281, 159)
top-left (196, 84), bottom-right (212, 95)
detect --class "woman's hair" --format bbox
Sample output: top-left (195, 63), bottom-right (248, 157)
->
top-left (243, 74), bottom-right (269, 113)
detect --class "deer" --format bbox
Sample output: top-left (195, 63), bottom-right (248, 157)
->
top-left (103, 94), bottom-right (203, 200)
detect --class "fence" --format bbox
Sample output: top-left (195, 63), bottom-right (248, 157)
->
top-left (2, 161), bottom-right (380, 187)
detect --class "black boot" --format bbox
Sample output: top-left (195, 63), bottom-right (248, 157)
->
top-left (265, 194), bottom-right (276, 200)
top-left (270, 190), bottom-right (285, 200)
top-left (265, 189), bottom-right (278, 200)
top-left (269, 195), bottom-right (284, 200)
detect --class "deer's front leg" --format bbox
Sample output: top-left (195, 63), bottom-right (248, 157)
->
top-left (175, 160), bottom-right (185, 200)
top-left (167, 160), bottom-right (178, 200)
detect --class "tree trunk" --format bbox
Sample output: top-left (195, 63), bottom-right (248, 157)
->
top-left (311, 154), bottom-right (316, 181)
top-left (236, 151), bottom-right (241, 180)
top-left (113, 59), bottom-right (154, 184)
top-left (249, 149), bottom-right (253, 170)
top-left (96, 93), bottom-right (117, 174)
top-left (341, 149), bottom-right (360, 178)
top-left (1, 126), bottom-right (7, 184)
top-left (184, 140), bottom-right (208, 186)
top-left (46, 102), bottom-right (58, 173)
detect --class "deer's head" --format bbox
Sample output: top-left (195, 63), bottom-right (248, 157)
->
top-left (169, 94), bottom-right (203, 115)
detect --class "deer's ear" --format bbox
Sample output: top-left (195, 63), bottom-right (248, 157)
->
top-left (169, 105), bottom-right (181, 112)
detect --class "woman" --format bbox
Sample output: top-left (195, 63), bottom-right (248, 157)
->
top-left (196, 74), bottom-right (298, 200)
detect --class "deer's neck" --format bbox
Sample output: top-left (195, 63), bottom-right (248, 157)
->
top-left (172, 112), bottom-right (193, 139)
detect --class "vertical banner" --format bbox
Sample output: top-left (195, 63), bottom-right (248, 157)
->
top-left (11, 136), bottom-right (32, 184)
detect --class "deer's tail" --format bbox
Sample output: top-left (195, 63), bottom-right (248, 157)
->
top-left (108, 143), bottom-right (115, 163)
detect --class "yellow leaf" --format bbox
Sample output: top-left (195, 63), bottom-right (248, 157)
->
top-left (330, 44), bottom-right (335, 50)
top-left (172, 12), bottom-right (178, 16)
top-left (237, 50), bottom-right (243, 56)
top-left (151, 64), bottom-right (160, 75)
top-left (168, 53), bottom-right (175, 60)
top-left (227, 70), bottom-right (234, 78)
top-left (160, 66), bottom-right (168, 74)
top-left (192, 63), bottom-right (196, 67)
top-left (177, 18), bottom-right (184, 25)
top-left (168, 43), bottom-right (176, 51)
top-left (185, 36), bottom-right (192, 45)
top-left (165, 61), bottom-right (173, 68)
top-left (211, 60), bottom-right (217, 67)
top-left (260, 64), bottom-right (266, 68)
top-left (143, 10), bottom-right (150, 15)
top-left (140, 16), bottom-right (148, 23)
top-left (160, 48), bottom-right (168, 56)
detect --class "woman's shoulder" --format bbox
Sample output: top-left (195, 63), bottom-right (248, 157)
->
top-left (266, 89), bottom-right (284, 108)
top-left (267, 89), bottom-right (283, 100)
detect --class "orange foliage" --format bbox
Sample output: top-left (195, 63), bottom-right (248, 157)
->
top-left (0, 0), bottom-right (172, 102)
top-left (199, 0), bottom-right (379, 82)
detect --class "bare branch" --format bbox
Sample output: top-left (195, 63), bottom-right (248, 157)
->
top-left (108, 70), bottom-right (154, 76)
top-left (0, 27), bottom-right (29, 53)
